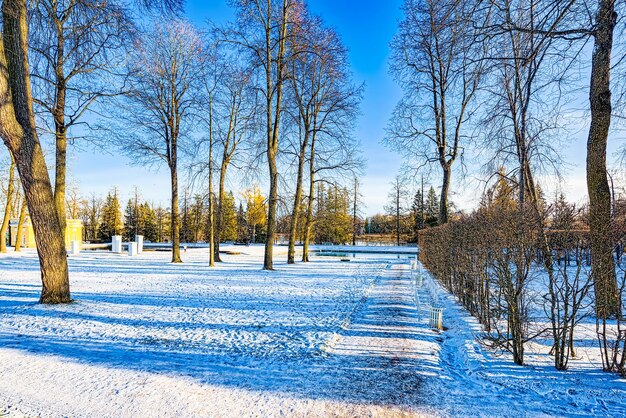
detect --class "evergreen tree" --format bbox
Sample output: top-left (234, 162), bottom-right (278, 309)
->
top-left (552, 193), bottom-right (575, 231)
top-left (425, 186), bottom-right (439, 217)
top-left (142, 203), bottom-right (159, 242)
top-left (188, 194), bottom-right (205, 243)
top-left (180, 192), bottom-right (192, 243)
top-left (98, 190), bottom-right (124, 242)
top-left (412, 189), bottom-right (425, 234)
top-left (123, 199), bottom-right (137, 241)
top-left (481, 169), bottom-right (516, 212)
top-left (425, 186), bottom-right (439, 226)
top-left (236, 203), bottom-right (247, 243)
top-left (155, 206), bottom-right (170, 243)
top-left (220, 191), bottom-right (238, 242)
top-left (315, 185), bottom-right (352, 244)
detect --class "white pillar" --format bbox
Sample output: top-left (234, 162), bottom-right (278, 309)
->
top-left (128, 242), bottom-right (138, 256)
top-left (135, 235), bottom-right (144, 254)
top-left (112, 235), bottom-right (122, 253)
top-left (70, 240), bottom-right (81, 255)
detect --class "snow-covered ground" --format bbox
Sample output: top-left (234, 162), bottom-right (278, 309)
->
top-left (0, 246), bottom-right (625, 417)
top-left (417, 266), bottom-right (626, 417)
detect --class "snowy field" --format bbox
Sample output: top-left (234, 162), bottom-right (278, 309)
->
top-left (0, 245), bottom-right (625, 417)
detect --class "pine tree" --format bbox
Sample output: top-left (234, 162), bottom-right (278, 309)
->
top-left (98, 190), bottom-right (124, 242)
top-left (220, 191), bottom-right (238, 241)
top-left (482, 170), bottom-right (516, 212)
top-left (425, 186), bottom-right (439, 227)
top-left (236, 203), bottom-right (247, 243)
top-left (141, 203), bottom-right (159, 242)
top-left (411, 189), bottom-right (425, 240)
top-left (123, 199), bottom-right (137, 241)
top-left (154, 206), bottom-right (170, 243)
top-left (315, 185), bottom-right (352, 244)
top-left (552, 193), bottom-right (575, 231)
top-left (188, 194), bottom-right (205, 243)
top-left (180, 192), bottom-right (192, 243)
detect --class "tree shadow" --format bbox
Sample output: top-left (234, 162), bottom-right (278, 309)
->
top-left (0, 262), bottom-right (426, 410)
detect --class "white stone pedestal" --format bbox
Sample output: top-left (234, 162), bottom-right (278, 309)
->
top-left (135, 235), bottom-right (144, 254)
top-left (128, 242), bottom-right (138, 256)
top-left (70, 240), bottom-right (81, 255)
top-left (112, 235), bottom-right (122, 253)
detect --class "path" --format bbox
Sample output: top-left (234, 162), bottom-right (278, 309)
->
top-left (303, 262), bottom-right (437, 417)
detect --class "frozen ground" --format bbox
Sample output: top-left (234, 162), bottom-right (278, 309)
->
top-left (417, 267), bottom-right (626, 417)
top-left (0, 245), bottom-right (625, 417)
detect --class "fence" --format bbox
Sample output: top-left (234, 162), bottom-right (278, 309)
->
top-left (413, 258), bottom-right (444, 331)
top-left (429, 306), bottom-right (444, 331)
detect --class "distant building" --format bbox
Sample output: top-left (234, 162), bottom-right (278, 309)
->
top-left (9, 218), bottom-right (83, 249)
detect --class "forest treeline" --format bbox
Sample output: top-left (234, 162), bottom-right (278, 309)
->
top-left (63, 182), bottom-right (362, 246)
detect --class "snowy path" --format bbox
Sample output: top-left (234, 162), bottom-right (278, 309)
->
top-left (295, 263), bottom-right (431, 416)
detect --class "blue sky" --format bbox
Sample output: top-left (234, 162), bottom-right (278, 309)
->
top-left (68, 0), bottom-right (406, 216)
top-left (64, 0), bottom-right (611, 215)
top-left (185, 0), bottom-right (410, 216)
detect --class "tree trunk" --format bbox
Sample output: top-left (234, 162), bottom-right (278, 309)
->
top-left (587, 0), bottom-right (618, 318)
top-left (170, 161), bottom-right (181, 263)
top-left (264, 150), bottom-right (278, 270)
top-left (54, 123), bottom-right (67, 238)
top-left (262, 0), bottom-right (288, 271)
top-left (302, 135), bottom-right (316, 263)
top-left (439, 164), bottom-right (451, 224)
top-left (287, 135), bottom-right (308, 264)
top-left (214, 162), bottom-right (227, 263)
top-left (208, 106), bottom-right (215, 267)
top-left (53, 30), bottom-right (67, 241)
top-left (0, 0), bottom-right (70, 303)
top-left (14, 195), bottom-right (26, 251)
top-left (352, 178), bottom-right (357, 246)
top-left (0, 157), bottom-right (15, 252)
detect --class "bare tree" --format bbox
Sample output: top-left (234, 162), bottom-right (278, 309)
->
top-left (546, 199), bottom-right (593, 370)
top-left (117, 20), bottom-right (204, 263)
top-left (0, 0), bottom-right (182, 303)
top-left (384, 175), bottom-right (409, 246)
top-left (29, 0), bottom-right (131, 239)
top-left (229, 0), bottom-right (303, 270)
top-left (586, 0), bottom-right (620, 320)
top-left (285, 14), bottom-right (350, 264)
top-left (81, 193), bottom-right (102, 242)
top-left (210, 49), bottom-right (256, 263)
top-left (485, 0), bottom-right (624, 369)
top-left (388, 0), bottom-right (483, 224)
top-left (207, 86), bottom-right (216, 266)
top-left (298, 42), bottom-right (363, 262)
top-left (0, 0), bottom-right (70, 303)
top-left (352, 176), bottom-right (363, 246)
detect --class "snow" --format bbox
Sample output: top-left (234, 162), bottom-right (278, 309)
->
top-left (417, 267), bottom-right (626, 417)
top-left (0, 246), bottom-right (625, 417)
